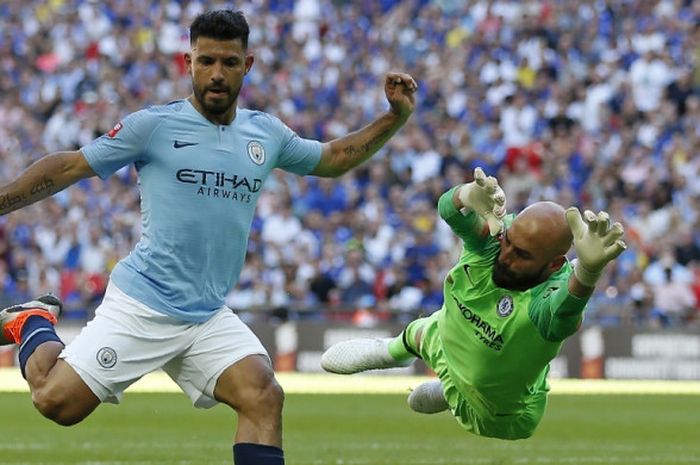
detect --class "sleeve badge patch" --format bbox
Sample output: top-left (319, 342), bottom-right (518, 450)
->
top-left (107, 122), bottom-right (123, 138)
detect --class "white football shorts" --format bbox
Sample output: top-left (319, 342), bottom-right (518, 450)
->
top-left (59, 281), bottom-right (268, 408)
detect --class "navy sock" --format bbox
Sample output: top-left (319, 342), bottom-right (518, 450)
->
top-left (18, 315), bottom-right (63, 379)
top-left (233, 443), bottom-right (284, 465)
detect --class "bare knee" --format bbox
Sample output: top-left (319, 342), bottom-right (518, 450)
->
top-left (32, 386), bottom-right (85, 426)
top-left (241, 376), bottom-right (285, 416)
top-left (32, 382), bottom-right (93, 426)
top-left (215, 356), bottom-right (285, 445)
top-left (222, 367), bottom-right (285, 421)
top-left (28, 358), bottom-right (99, 426)
top-left (215, 355), bottom-right (285, 420)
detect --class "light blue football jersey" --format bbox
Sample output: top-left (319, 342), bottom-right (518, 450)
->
top-left (81, 99), bottom-right (322, 322)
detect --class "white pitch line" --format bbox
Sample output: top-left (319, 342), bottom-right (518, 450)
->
top-left (1, 368), bottom-right (700, 394)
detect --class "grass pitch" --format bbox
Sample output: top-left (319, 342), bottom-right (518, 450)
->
top-left (0, 392), bottom-right (698, 465)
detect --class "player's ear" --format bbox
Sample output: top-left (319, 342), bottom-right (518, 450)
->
top-left (184, 52), bottom-right (193, 72)
top-left (549, 255), bottom-right (567, 273)
top-left (244, 55), bottom-right (254, 74)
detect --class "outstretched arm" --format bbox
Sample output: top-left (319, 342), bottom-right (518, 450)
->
top-left (529, 208), bottom-right (626, 341)
top-left (452, 167), bottom-right (507, 237)
top-left (0, 150), bottom-right (96, 216)
top-left (311, 72), bottom-right (417, 177)
top-left (566, 208), bottom-right (626, 298)
top-left (436, 167), bottom-right (508, 252)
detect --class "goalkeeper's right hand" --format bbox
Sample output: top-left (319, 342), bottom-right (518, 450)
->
top-left (458, 167), bottom-right (507, 236)
top-left (565, 207), bottom-right (626, 287)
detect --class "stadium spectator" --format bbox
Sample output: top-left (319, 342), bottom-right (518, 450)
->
top-left (650, 266), bottom-right (697, 326)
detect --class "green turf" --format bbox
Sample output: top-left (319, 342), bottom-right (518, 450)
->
top-left (0, 392), bottom-right (698, 464)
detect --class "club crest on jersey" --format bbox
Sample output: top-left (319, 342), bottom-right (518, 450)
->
top-left (107, 122), bottom-right (123, 138)
top-left (496, 295), bottom-right (514, 317)
top-left (247, 140), bottom-right (265, 165)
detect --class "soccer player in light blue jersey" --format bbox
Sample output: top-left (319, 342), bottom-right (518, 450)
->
top-left (0, 10), bottom-right (417, 465)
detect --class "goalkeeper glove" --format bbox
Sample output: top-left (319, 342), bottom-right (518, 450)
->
top-left (565, 207), bottom-right (626, 287)
top-left (458, 167), bottom-right (507, 236)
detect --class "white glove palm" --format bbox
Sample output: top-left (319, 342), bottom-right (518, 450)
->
top-left (565, 207), bottom-right (626, 287)
top-left (458, 167), bottom-right (507, 236)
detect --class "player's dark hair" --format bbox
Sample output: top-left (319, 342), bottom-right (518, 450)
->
top-left (190, 10), bottom-right (249, 48)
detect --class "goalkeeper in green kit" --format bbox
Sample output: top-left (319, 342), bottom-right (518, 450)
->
top-left (322, 167), bottom-right (626, 440)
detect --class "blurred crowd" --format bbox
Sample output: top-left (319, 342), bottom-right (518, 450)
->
top-left (0, 0), bottom-right (699, 329)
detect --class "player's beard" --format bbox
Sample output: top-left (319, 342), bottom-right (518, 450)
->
top-left (492, 255), bottom-right (549, 291)
top-left (193, 82), bottom-right (239, 116)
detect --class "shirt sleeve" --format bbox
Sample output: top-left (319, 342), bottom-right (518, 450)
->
top-left (267, 114), bottom-right (322, 175)
top-left (80, 109), bottom-right (156, 180)
top-left (527, 267), bottom-right (590, 342)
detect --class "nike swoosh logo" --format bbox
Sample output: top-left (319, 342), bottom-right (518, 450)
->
top-left (173, 141), bottom-right (199, 149)
top-left (463, 264), bottom-right (474, 286)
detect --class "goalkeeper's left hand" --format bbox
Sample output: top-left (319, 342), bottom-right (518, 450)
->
top-left (565, 207), bottom-right (626, 287)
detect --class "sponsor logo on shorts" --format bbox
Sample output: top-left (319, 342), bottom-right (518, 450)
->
top-left (96, 347), bottom-right (118, 369)
top-left (496, 295), bottom-right (513, 317)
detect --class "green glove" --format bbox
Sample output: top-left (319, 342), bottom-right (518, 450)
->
top-left (565, 207), bottom-right (626, 287)
top-left (458, 167), bottom-right (507, 236)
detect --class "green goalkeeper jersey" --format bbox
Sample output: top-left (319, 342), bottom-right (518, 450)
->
top-left (436, 187), bottom-right (588, 420)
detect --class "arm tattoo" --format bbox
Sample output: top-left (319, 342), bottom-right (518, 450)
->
top-left (342, 129), bottom-right (391, 160)
top-left (0, 176), bottom-right (57, 215)
top-left (30, 176), bottom-right (56, 196)
top-left (0, 192), bottom-right (27, 215)
top-left (342, 143), bottom-right (368, 158)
